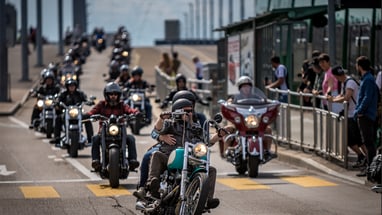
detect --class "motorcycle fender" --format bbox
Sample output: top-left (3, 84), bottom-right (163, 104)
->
top-left (167, 148), bottom-right (184, 170)
top-left (108, 143), bottom-right (120, 150)
top-left (248, 137), bottom-right (261, 156)
top-left (69, 124), bottom-right (79, 130)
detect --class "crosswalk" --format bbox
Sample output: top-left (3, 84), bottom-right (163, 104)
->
top-left (16, 175), bottom-right (338, 199)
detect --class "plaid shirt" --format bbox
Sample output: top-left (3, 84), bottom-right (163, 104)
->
top-left (87, 100), bottom-right (138, 132)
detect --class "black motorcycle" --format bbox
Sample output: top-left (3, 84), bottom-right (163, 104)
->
top-left (89, 113), bottom-right (137, 188)
top-left (124, 88), bottom-right (152, 135)
top-left (33, 94), bottom-right (57, 138)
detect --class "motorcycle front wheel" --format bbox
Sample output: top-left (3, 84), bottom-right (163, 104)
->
top-left (247, 155), bottom-right (260, 178)
top-left (46, 119), bottom-right (53, 139)
top-left (69, 131), bottom-right (79, 158)
top-left (177, 172), bottom-right (209, 215)
top-left (108, 147), bottom-right (120, 188)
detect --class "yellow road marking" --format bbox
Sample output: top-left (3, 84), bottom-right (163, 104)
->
top-left (217, 178), bottom-right (271, 190)
top-left (86, 184), bottom-right (131, 197)
top-left (280, 176), bottom-right (337, 187)
top-left (20, 186), bottom-right (60, 198)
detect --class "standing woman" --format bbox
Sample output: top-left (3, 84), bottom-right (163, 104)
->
top-left (158, 52), bottom-right (172, 76)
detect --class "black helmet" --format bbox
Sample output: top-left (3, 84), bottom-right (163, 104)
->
top-left (172, 90), bottom-right (196, 104)
top-left (103, 82), bottom-right (121, 105)
top-left (109, 60), bottom-right (119, 69)
top-left (48, 62), bottom-right (58, 73)
top-left (63, 55), bottom-right (73, 64)
top-left (65, 79), bottom-right (78, 89)
top-left (172, 98), bottom-right (193, 112)
top-left (131, 66), bottom-right (143, 76)
top-left (175, 73), bottom-right (187, 83)
top-left (119, 64), bottom-right (129, 72)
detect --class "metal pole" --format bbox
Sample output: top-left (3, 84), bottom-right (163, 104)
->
top-left (328, 0), bottom-right (337, 64)
top-left (240, 0), bottom-right (244, 20)
top-left (229, 0), bottom-right (233, 24)
top-left (203, 0), bottom-right (207, 39)
top-left (184, 12), bottom-right (188, 39)
top-left (189, 3), bottom-right (194, 38)
top-left (36, 0), bottom-right (43, 67)
top-left (210, 0), bottom-right (214, 40)
top-left (0, 0), bottom-right (9, 101)
top-left (20, 0), bottom-right (29, 81)
top-left (196, 0), bottom-right (200, 39)
top-left (57, 0), bottom-right (64, 56)
top-left (218, 0), bottom-right (223, 37)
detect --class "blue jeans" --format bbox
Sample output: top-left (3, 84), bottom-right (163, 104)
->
top-left (144, 99), bottom-right (152, 122)
top-left (138, 145), bottom-right (160, 188)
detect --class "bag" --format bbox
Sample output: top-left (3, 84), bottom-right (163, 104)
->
top-left (367, 154), bottom-right (382, 184)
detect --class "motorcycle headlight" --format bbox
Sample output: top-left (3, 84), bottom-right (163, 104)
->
top-left (193, 143), bottom-right (207, 157)
top-left (131, 94), bottom-right (142, 102)
top-left (44, 99), bottom-right (53, 107)
top-left (69, 108), bottom-right (79, 118)
top-left (97, 38), bottom-right (103, 44)
top-left (245, 115), bottom-right (259, 128)
top-left (122, 51), bottom-right (129, 57)
top-left (61, 76), bottom-right (65, 82)
top-left (66, 74), bottom-right (72, 79)
top-left (262, 116), bottom-right (270, 124)
top-left (73, 74), bottom-right (77, 80)
top-left (37, 100), bottom-right (44, 108)
top-left (74, 60), bottom-right (79, 65)
top-left (108, 124), bottom-right (119, 136)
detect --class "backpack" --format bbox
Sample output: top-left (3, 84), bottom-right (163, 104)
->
top-left (367, 153), bottom-right (382, 184)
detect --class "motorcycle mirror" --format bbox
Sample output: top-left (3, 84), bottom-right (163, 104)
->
top-left (154, 98), bottom-right (161, 103)
top-left (217, 99), bottom-right (225, 104)
top-left (89, 96), bottom-right (97, 100)
top-left (213, 113), bottom-right (223, 123)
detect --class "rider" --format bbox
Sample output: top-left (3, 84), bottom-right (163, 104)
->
top-left (29, 69), bottom-right (61, 129)
top-left (160, 73), bottom-right (209, 125)
top-left (114, 64), bottom-right (130, 87)
top-left (124, 66), bottom-right (152, 124)
top-left (144, 98), bottom-right (219, 209)
top-left (87, 82), bottom-right (140, 172)
top-left (210, 76), bottom-right (276, 159)
top-left (50, 79), bottom-right (93, 146)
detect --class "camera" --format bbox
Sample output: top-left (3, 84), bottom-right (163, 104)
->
top-left (172, 109), bottom-right (185, 120)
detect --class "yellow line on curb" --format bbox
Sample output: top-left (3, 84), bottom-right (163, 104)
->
top-left (217, 178), bottom-right (271, 190)
top-left (20, 186), bottom-right (60, 198)
top-left (280, 176), bottom-right (338, 187)
top-left (86, 184), bottom-right (131, 197)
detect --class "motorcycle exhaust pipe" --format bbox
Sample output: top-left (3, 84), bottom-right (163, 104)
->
top-left (135, 201), bottom-right (146, 211)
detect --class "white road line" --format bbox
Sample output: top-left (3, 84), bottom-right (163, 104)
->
top-left (8, 116), bottom-right (29, 129)
top-left (65, 157), bottom-right (101, 181)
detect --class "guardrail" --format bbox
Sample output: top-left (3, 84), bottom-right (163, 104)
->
top-left (155, 67), bottom-right (353, 169)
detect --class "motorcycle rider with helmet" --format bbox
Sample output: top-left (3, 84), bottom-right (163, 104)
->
top-left (50, 79), bottom-right (93, 146)
top-left (210, 76), bottom-right (276, 159)
top-left (87, 82), bottom-right (140, 172)
top-left (160, 73), bottom-right (209, 125)
top-left (141, 98), bottom-right (219, 209)
top-left (29, 69), bottom-right (61, 129)
top-left (114, 64), bottom-right (130, 86)
top-left (124, 66), bottom-right (152, 124)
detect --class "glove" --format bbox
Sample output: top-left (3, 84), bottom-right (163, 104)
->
top-left (160, 111), bottom-right (172, 119)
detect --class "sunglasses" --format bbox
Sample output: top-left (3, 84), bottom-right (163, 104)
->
top-left (108, 93), bottom-right (119, 96)
top-left (183, 109), bottom-right (193, 113)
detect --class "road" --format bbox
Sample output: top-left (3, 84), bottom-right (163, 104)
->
top-left (0, 45), bottom-right (380, 215)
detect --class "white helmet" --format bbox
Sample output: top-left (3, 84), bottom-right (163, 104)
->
top-left (237, 76), bottom-right (253, 89)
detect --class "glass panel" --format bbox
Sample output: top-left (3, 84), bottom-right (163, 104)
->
top-left (294, 0), bottom-right (312, 7)
top-left (314, 0), bottom-right (328, 6)
top-left (269, 0), bottom-right (292, 10)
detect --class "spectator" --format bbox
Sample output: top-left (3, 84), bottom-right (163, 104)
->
top-left (318, 53), bottom-right (342, 113)
top-left (192, 56), bottom-right (204, 89)
top-left (171, 52), bottom-right (181, 75)
top-left (328, 65), bottom-right (367, 169)
top-left (29, 27), bottom-right (36, 50)
top-left (298, 60), bottom-right (313, 106)
top-left (354, 56), bottom-right (379, 177)
top-left (311, 57), bottom-right (324, 108)
top-left (158, 52), bottom-right (172, 76)
top-left (266, 56), bottom-right (289, 102)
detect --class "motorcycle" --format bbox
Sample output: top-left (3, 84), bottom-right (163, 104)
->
top-left (89, 113), bottom-right (137, 188)
top-left (33, 94), bottom-right (57, 138)
top-left (60, 97), bottom-right (95, 157)
top-left (218, 87), bottom-right (280, 178)
top-left (93, 34), bottom-right (106, 53)
top-left (123, 88), bottom-right (153, 135)
top-left (135, 112), bottom-right (223, 215)
top-left (60, 67), bottom-right (79, 89)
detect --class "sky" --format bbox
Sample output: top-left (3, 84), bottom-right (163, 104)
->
top-left (5, 0), bottom-right (259, 46)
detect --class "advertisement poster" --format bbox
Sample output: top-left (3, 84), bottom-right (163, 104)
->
top-left (227, 35), bottom-right (240, 95)
top-left (240, 30), bottom-right (254, 80)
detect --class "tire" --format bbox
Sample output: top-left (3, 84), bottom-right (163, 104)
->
top-left (235, 157), bottom-right (247, 175)
top-left (69, 131), bottom-right (79, 158)
top-left (247, 155), bottom-right (260, 178)
top-left (46, 119), bottom-right (53, 139)
top-left (131, 123), bottom-right (140, 135)
top-left (178, 172), bottom-right (209, 215)
top-left (109, 147), bottom-right (120, 188)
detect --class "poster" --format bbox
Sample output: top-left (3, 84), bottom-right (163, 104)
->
top-left (227, 35), bottom-right (240, 95)
top-left (240, 30), bottom-right (254, 80)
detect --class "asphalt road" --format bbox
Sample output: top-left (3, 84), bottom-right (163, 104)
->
top-left (0, 45), bottom-right (380, 215)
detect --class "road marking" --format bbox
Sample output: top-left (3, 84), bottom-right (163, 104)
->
top-left (280, 176), bottom-right (337, 187)
top-left (8, 116), bottom-right (28, 129)
top-left (86, 184), bottom-right (132, 196)
top-left (217, 178), bottom-right (271, 190)
top-left (0, 165), bottom-right (16, 176)
top-left (19, 186), bottom-right (60, 198)
top-left (65, 157), bottom-right (100, 181)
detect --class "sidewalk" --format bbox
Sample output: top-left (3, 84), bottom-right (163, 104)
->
top-left (0, 45), bottom-right (371, 188)
top-left (0, 44), bottom-right (62, 116)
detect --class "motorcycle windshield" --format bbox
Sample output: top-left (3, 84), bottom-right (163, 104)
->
top-left (233, 87), bottom-right (268, 105)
